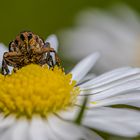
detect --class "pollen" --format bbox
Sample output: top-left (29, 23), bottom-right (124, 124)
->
top-left (0, 64), bottom-right (79, 119)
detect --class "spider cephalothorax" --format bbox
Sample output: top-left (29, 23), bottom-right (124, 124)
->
top-left (1, 31), bottom-right (61, 75)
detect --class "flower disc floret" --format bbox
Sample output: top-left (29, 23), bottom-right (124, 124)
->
top-left (0, 64), bottom-right (79, 118)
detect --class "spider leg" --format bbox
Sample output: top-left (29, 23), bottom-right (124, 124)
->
top-left (2, 58), bottom-right (10, 75)
top-left (46, 54), bottom-right (54, 68)
top-left (49, 55), bottom-right (54, 67)
top-left (13, 67), bottom-right (19, 73)
top-left (1, 52), bottom-right (23, 75)
top-left (36, 43), bottom-right (61, 67)
top-left (44, 42), bottom-right (54, 67)
top-left (37, 55), bottom-right (53, 68)
top-left (47, 48), bottom-right (61, 66)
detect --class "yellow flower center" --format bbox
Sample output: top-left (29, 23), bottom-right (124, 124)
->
top-left (0, 64), bottom-right (79, 119)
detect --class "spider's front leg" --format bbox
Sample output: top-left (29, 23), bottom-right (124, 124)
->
top-left (1, 52), bottom-right (22, 75)
top-left (42, 42), bottom-right (61, 67)
top-left (2, 56), bottom-right (10, 75)
top-left (44, 42), bottom-right (54, 67)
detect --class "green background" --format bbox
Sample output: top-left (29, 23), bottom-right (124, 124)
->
top-left (0, 0), bottom-right (140, 139)
top-left (0, 0), bottom-right (140, 45)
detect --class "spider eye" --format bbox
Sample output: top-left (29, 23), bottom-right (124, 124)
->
top-left (28, 33), bottom-right (32, 40)
top-left (20, 34), bottom-right (25, 41)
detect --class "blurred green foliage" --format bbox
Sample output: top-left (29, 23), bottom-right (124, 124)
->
top-left (0, 0), bottom-right (140, 46)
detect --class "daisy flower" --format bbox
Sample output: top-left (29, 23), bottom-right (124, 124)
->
top-left (60, 5), bottom-right (140, 73)
top-left (0, 35), bottom-right (140, 140)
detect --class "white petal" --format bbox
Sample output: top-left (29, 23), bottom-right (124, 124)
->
top-left (10, 119), bottom-right (29, 140)
top-left (84, 107), bottom-right (140, 119)
top-left (29, 117), bottom-right (57, 140)
top-left (83, 107), bottom-right (140, 137)
top-left (70, 52), bottom-right (100, 82)
top-left (45, 34), bottom-right (59, 52)
top-left (60, 6), bottom-right (139, 73)
top-left (0, 116), bottom-right (20, 140)
top-left (48, 115), bottom-right (103, 140)
top-left (89, 92), bottom-right (140, 107)
top-left (127, 101), bottom-right (140, 107)
top-left (79, 67), bottom-right (140, 98)
top-left (84, 80), bottom-right (140, 101)
top-left (29, 116), bottom-right (103, 140)
top-left (57, 107), bottom-right (79, 121)
top-left (78, 73), bottom-right (96, 86)
top-left (0, 116), bottom-right (15, 130)
top-left (0, 43), bottom-right (8, 67)
top-left (80, 67), bottom-right (140, 89)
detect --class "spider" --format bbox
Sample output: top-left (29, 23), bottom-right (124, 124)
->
top-left (1, 31), bottom-right (61, 75)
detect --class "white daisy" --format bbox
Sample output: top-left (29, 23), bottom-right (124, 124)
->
top-left (60, 5), bottom-right (140, 73)
top-left (0, 35), bottom-right (140, 140)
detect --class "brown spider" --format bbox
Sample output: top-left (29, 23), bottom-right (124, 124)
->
top-left (1, 31), bottom-right (61, 75)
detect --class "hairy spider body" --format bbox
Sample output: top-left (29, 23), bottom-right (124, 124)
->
top-left (1, 31), bottom-right (61, 75)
